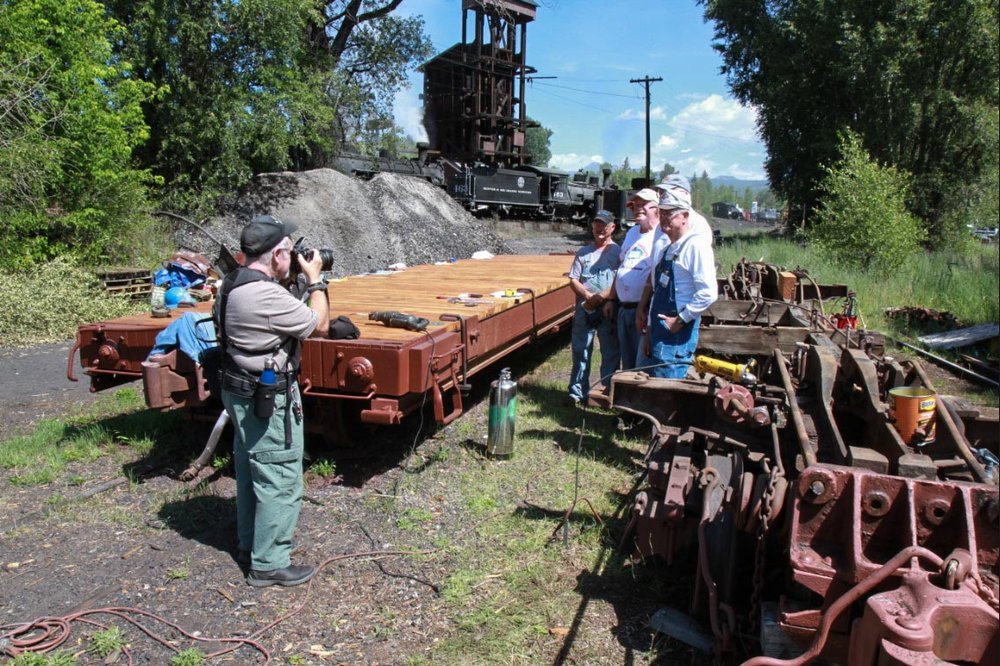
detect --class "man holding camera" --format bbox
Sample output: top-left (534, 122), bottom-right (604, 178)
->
top-left (216, 214), bottom-right (329, 587)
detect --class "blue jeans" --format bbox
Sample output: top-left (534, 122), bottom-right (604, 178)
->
top-left (616, 304), bottom-right (642, 371)
top-left (638, 316), bottom-right (700, 379)
top-left (568, 305), bottom-right (620, 400)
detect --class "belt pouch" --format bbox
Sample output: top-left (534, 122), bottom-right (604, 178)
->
top-left (254, 379), bottom-right (276, 419)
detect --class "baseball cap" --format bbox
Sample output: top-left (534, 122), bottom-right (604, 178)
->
top-left (658, 173), bottom-right (691, 193)
top-left (592, 210), bottom-right (615, 225)
top-left (240, 215), bottom-right (299, 255)
top-left (658, 189), bottom-right (691, 212)
top-left (627, 188), bottom-right (659, 207)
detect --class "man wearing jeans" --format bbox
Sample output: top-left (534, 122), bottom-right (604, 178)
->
top-left (567, 210), bottom-right (621, 403)
top-left (637, 190), bottom-right (718, 378)
top-left (604, 188), bottom-right (659, 370)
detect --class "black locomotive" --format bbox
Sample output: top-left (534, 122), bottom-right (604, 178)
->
top-left (331, 0), bottom-right (630, 225)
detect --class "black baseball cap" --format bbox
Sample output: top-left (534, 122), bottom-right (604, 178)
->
top-left (240, 215), bottom-right (299, 255)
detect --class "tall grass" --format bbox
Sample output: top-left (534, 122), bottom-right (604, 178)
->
top-left (716, 236), bottom-right (999, 337)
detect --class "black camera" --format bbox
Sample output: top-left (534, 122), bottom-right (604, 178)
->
top-left (291, 236), bottom-right (334, 272)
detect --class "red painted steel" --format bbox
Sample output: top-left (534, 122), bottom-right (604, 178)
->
top-left (69, 255), bottom-right (576, 425)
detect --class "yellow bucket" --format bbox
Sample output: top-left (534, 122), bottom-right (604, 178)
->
top-left (888, 387), bottom-right (937, 445)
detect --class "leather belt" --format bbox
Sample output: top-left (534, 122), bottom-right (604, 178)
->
top-left (619, 301), bottom-right (639, 308)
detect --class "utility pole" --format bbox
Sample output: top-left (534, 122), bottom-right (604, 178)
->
top-left (630, 75), bottom-right (662, 184)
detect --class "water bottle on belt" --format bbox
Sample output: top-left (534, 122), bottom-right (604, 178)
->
top-left (254, 358), bottom-right (277, 419)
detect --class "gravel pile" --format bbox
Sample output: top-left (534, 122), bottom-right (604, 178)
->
top-left (172, 169), bottom-right (511, 278)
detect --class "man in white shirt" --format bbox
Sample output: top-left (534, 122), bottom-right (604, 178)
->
top-left (636, 190), bottom-right (718, 378)
top-left (603, 188), bottom-right (659, 370)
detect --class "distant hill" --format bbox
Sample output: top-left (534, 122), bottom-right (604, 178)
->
top-left (711, 175), bottom-right (770, 191)
top-left (573, 163), bottom-right (770, 191)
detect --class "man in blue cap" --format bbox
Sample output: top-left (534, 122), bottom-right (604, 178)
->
top-left (567, 210), bottom-right (621, 404)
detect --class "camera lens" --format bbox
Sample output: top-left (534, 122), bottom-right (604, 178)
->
top-left (317, 249), bottom-right (335, 272)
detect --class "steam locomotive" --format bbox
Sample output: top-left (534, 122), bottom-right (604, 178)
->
top-left (331, 145), bottom-right (629, 223)
top-left (330, 0), bottom-right (633, 225)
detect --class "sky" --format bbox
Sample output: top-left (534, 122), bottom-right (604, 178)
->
top-left (392, 0), bottom-right (767, 181)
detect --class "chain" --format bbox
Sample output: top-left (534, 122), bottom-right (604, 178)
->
top-left (749, 464), bottom-right (779, 635)
top-left (970, 572), bottom-right (1000, 612)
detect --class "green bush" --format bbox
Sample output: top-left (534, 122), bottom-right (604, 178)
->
top-left (0, 257), bottom-right (145, 347)
top-left (810, 132), bottom-right (926, 273)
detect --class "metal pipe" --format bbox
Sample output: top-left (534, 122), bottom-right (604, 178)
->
top-left (908, 360), bottom-right (991, 483)
top-left (894, 338), bottom-right (999, 388)
top-left (773, 350), bottom-right (817, 467)
top-left (178, 410), bottom-right (230, 481)
top-left (742, 546), bottom-right (945, 666)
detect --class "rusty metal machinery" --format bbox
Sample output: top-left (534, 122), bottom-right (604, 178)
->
top-left (611, 273), bottom-right (999, 663)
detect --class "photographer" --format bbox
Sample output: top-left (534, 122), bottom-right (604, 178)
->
top-left (216, 214), bottom-right (329, 587)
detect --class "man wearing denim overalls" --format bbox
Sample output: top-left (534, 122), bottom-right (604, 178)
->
top-left (636, 190), bottom-right (718, 378)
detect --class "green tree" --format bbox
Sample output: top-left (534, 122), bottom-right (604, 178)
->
top-left (701, 0), bottom-right (999, 245)
top-left (0, 0), bottom-right (157, 269)
top-left (810, 133), bottom-right (925, 272)
top-left (104, 0), bottom-right (432, 212)
top-left (524, 117), bottom-right (552, 166)
top-left (657, 162), bottom-right (677, 181)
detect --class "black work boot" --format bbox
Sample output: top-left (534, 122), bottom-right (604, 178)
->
top-left (246, 564), bottom-right (316, 588)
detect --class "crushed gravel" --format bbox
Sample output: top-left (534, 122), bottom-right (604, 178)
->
top-left (172, 169), bottom-right (511, 278)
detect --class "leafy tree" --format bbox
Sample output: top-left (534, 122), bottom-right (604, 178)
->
top-left (0, 0), bottom-right (157, 269)
top-left (524, 117), bottom-right (552, 166)
top-left (657, 162), bottom-right (677, 181)
top-left (810, 132), bottom-right (925, 272)
top-left (701, 0), bottom-right (999, 245)
top-left (104, 0), bottom-right (432, 212)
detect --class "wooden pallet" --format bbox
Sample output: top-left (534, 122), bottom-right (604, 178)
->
top-left (95, 268), bottom-right (153, 300)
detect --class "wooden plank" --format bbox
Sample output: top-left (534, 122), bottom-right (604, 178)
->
top-left (80, 254), bottom-right (574, 346)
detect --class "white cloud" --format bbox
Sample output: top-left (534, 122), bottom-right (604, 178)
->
top-left (618, 105), bottom-right (668, 122)
top-left (550, 153), bottom-right (604, 172)
top-left (670, 94), bottom-right (758, 142)
top-left (392, 85), bottom-right (428, 143)
top-left (655, 134), bottom-right (679, 151)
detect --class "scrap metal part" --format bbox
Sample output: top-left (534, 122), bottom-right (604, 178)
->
top-left (610, 280), bottom-right (999, 664)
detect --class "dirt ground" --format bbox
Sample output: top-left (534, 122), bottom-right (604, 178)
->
top-left (2, 220), bottom-right (993, 665)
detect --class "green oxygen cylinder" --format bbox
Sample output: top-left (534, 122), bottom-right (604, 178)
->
top-left (486, 367), bottom-right (517, 458)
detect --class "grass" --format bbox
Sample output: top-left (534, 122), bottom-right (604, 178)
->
top-left (0, 388), bottom-right (176, 487)
top-left (391, 340), bottom-right (666, 665)
top-left (716, 236), bottom-right (1000, 336)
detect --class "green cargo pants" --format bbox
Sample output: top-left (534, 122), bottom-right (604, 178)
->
top-left (222, 384), bottom-right (304, 572)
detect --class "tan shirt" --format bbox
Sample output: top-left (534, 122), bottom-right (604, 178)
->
top-left (223, 280), bottom-right (318, 373)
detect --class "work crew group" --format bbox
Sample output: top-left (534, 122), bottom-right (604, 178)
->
top-left (218, 177), bottom-right (719, 588)
top-left (567, 175), bottom-right (719, 404)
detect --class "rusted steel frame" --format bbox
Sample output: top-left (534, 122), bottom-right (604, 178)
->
top-left (74, 322), bottom-right (171, 390)
top-left (909, 360), bottom-right (991, 483)
top-left (847, 564), bottom-right (998, 665)
top-left (791, 466), bottom-right (999, 589)
top-left (773, 349), bottom-right (816, 467)
top-left (696, 470), bottom-right (736, 652)
top-left (743, 546), bottom-right (945, 666)
top-left (67, 331), bottom-right (83, 382)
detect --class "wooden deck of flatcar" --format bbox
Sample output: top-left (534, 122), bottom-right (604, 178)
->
top-left (71, 254), bottom-right (576, 426)
top-left (328, 254), bottom-right (572, 341)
